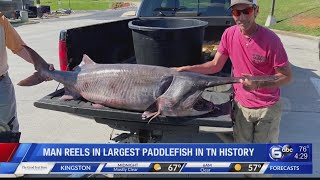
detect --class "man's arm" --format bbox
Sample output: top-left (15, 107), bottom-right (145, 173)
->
top-left (241, 63), bottom-right (293, 91)
top-left (1, 14), bottom-right (56, 77)
top-left (1, 13), bottom-right (34, 64)
top-left (1, 14), bottom-right (53, 71)
top-left (15, 47), bottom-right (35, 64)
top-left (259, 63), bottom-right (293, 88)
top-left (174, 52), bottom-right (229, 75)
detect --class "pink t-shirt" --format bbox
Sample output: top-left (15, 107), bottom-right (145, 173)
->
top-left (218, 25), bottom-right (289, 108)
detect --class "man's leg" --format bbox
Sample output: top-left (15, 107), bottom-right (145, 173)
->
top-left (0, 74), bottom-right (20, 142)
top-left (253, 101), bottom-right (282, 143)
top-left (244, 101), bottom-right (282, 178)
top-left (233, 101), bottom-right (254, 143)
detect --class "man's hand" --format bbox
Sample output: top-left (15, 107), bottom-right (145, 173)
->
top-left (240, 73), bottom-right (259, 91)
top-left (45, 64), bottom-right (55, 81)
top-left (49, 64), bottom-right (54, 71)
top-left (171, 66), bottom-right (190, 72)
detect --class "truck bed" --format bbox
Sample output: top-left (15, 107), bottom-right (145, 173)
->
top-left (34, 88), bottom-right (233, 128)
top-left (45, 13), bottom-right (235, 131)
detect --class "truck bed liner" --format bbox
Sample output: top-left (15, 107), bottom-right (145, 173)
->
top-left (34, 89), bottom-right (233, 128)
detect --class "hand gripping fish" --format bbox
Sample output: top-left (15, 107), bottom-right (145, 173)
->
top-left (18, 45), bottom-right (278, 122)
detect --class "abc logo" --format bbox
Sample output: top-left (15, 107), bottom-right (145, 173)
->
top-left (269, 145), bottom-right (293, 160)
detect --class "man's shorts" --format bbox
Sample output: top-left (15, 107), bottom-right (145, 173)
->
top-left (0, 74), bottom-right (19, 132)
top-left (233, 100), bottom-right (282, 143)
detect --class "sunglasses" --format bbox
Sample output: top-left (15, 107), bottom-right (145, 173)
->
top-left (232, 7), bottom-right (254, 16)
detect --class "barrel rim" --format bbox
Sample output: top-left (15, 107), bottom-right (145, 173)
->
top-left (128, 18), bottom-right (208, 31)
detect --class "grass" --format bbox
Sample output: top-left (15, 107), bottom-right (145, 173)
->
top-left (36, 0), bottom-right (141, 11)
top-left (37, 0), bottom-right (114, 10)
top-left (36, 0), bottom-right (319, 36)
top-left (256, 0), bottom-right (320, 36)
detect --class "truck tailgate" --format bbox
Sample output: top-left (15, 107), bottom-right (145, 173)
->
top-left (34, 89), bottom-right (233, 128)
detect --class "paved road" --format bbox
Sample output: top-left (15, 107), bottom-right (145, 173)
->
top-left (6, 9), bottom-right (320, 177)
top-left (276, 34), bottom-right (320, 177)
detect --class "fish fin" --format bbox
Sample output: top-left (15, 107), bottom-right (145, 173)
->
top-left (59, 88), bottom-right (81, 100)
top-left (60, 95), bottom-right (77, 100)
top-left (142, 102), bottom-right (162, 122)
top-left (82, 54), bottom-right (96, 65)
top-left (142, 111), bottom-right (155, 120)
top-left (147, 111), bottom-right (161, 124)
top-left (92, 104), bottom-right (104, 108)
top-left (142, 110), bottom-right (161, 124)
top-left (17, 72), bottom-right (45, 86)
top-left (142, 102), bottom-right (157, 118)
top-left (76, 54), bottom-right (96, 69)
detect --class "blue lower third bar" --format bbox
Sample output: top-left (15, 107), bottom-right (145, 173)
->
top-left (51, 163), bottom-right (100, 173)
top-left (265, 162), bottom-right (312, 174)
top-left (0, 163), bottom-right (20, 174)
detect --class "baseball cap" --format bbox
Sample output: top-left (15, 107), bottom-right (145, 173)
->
top-left (229, 0), bottom-right (257, 9)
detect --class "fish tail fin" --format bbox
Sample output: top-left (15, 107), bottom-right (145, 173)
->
top-left (17, 72), bottom-right (45, 86)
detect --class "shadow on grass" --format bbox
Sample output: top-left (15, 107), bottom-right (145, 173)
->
top-left (277, 6), bottom-right (320, 23)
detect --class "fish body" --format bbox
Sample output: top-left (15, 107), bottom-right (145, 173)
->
top-left (19, 45), bottom-right (278, 121)
top-left (73, 64), bottom-right (175, 111)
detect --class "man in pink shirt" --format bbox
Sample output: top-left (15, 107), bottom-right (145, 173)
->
top-left (175, 0), bottom-right (292, 143)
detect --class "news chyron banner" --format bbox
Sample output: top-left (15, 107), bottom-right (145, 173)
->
top-left (0, 143), bottom-right (312, 175)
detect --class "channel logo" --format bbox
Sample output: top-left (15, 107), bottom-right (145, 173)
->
top-left (269, 144), bottom-right (293, 161)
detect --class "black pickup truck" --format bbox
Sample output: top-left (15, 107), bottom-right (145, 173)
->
top-left (34, 0), bottom-right (236, 143)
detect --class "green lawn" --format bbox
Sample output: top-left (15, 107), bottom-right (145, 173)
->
top-left (37, 0), bottom-right (114, 10)
top-left (37, 0), bottom-right (141, 10)
top-left (256, 0), bottom-right (320, 36)
top-left (37, 0), bottom-right (319, 36)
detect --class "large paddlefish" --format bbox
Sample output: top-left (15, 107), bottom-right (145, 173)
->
top-left (19, 45), bottom-right (278, 122)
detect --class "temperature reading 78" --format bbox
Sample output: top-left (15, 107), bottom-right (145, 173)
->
top-left (168, 164), bottom-right (182, 172)
top-left (248, 164), bottom-right (262, 172)
top-left (299, 145), bottom-right (310, 152)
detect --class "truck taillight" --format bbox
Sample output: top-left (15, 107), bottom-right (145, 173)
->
top-left (59, 30), bottom-right (68, 71)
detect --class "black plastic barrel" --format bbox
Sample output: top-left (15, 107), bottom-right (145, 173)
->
top-left (128, 18), bottom-right (208, 67)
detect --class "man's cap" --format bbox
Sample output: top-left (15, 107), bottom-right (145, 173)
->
top-left (229, 0), bottom-right (257, 9)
